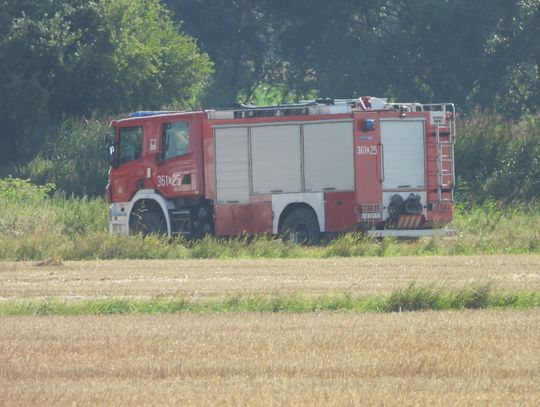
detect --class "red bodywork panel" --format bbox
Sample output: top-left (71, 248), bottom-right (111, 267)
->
top-left (215, 203), bottom-right (273, 235)
top-left (353, 111), bottom-right (382, 224)
top-left (324, 191), bottom-right (357, 232)
top-left (215, 195), bottom-right (273, 236)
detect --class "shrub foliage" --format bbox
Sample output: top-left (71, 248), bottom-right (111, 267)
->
top-left (456, 113), bottom-right (540, 203)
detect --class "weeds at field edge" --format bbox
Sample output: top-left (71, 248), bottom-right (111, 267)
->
top-left (1, 284), bottom-right (538, 316)
top-left (1, 178), bottom-right (540, 260)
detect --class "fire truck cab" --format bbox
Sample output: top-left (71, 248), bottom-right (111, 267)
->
top-left (106, 97), bottom-right (455, 243)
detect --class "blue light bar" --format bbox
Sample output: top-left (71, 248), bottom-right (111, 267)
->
top-left (128, 111), bottom-right (172, 117)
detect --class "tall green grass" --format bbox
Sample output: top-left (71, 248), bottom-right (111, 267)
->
top-left (1, 178), bottom-right (539, 261)
top-left (455, 112), bottom-right (540, 203)
top-left (1, 285), bottom-right (538, 316)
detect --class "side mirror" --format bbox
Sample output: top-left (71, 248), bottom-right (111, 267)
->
top-left (105, 132), bottom-right (118, 167)
top-left (107, 144), bottom-right (118, 168)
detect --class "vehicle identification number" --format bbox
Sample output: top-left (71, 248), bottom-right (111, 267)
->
top-left (357, 145), bottom-right (378, 156)
top-left (157, 174), bottom-right (182, 187)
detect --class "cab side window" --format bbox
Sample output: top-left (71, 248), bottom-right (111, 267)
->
top-left (163, 121), bottom-right (189, 160)
top-left (118, 126), bottom-right (143, 164)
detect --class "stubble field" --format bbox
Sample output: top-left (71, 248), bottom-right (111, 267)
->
top-left (1, 254), bottom-right (539, 300)
top-left (1, 255), bottom-right (539, 406)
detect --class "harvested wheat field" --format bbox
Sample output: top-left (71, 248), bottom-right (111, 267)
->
top-left (1, 254), bottom-right (539, 300)
top-left (0, 310), bottom-right (539, 406)
top-left (0, 255), bottom-right (539, 405)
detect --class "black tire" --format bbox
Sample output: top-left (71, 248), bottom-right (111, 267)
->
top-left (281, 208), bottom-right (320, 245)
top-left (131, 210), bottom-right (167, 236)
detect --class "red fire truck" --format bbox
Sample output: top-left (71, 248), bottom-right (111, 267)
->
top-left (105, 97), bottom-right (455, 243)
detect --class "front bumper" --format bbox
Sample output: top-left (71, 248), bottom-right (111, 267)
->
top-left (109, 202), bottom-right (130, 235)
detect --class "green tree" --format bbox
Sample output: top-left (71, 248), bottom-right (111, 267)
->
top-left (166, 0), bottom-right (539, 114)
top-left (266, 0), bottom-right (390, 99)
top-left (98, 0), bottom-right (213, 111)
top-left (477, 0), bottom-right (540, 116)
top-left (364, 0), bottom-right (539, 114)
top-left (166, 0), bottom-right (272, 106)
top-left (0, 1), bottom-right (102, 164)
top-left (0, 0), bottom-right (212, 169)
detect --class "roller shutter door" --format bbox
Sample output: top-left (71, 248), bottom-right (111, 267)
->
top-left (215, 127), bottom-right (249, 203)
top-left (304, 121), bottom-right (354, 192)
top-left (380, 120), bottom-right (425, 190)
top-left (251, 125), bottom-right (302, 194)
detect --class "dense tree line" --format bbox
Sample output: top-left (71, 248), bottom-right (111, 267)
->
top-left (0, 0), bottom-right (539, 200)
top-left (166, 0), bottom-right (539, 115)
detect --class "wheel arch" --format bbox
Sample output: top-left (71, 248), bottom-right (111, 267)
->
top-left (127, 190), bottom-right (173, 236)
top-left (278, 202), bottom-right (319, 234)
top-left (271, 193), bottom-right (325, 235)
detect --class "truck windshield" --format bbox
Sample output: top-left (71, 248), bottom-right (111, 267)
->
top-left (163, 121), bottom-right (189, 159)
top-left (118, 126), bottom-right (143, 164)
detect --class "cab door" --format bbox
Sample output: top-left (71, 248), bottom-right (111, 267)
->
top-left (110, 125), bottom-right (146, 202)
top-left (155, 118), bottom-right (199, 198)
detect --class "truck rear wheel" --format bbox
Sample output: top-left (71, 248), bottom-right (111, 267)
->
top-left (281, 208), bottom-right (320, 245)
top-left (131, 210), bottom-right (167, 236)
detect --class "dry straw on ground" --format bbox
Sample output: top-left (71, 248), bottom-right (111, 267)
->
top-left (0, 310), bottom-right (539, 406)
top-left (1, 254), bottom-right (539, 301)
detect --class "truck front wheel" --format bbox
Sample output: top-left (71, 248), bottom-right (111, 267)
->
top-left (281, 208), bottom-right (320, 245)
top-left (131, 210), bottom-right (167, 236)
